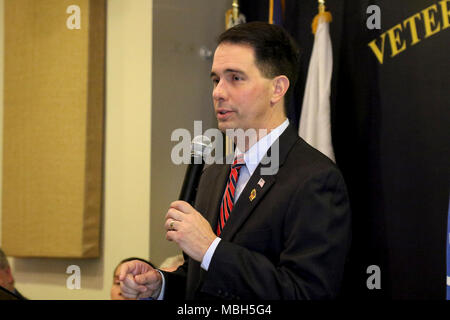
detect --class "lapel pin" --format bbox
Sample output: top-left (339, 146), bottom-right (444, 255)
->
top-left (257, 178), bottom-right (265, 188)
top-left (249, 188), bottom-right (256, 201)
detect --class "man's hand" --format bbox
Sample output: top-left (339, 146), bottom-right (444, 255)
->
top-left (119, 260), bottom-right (162, 299)
top-left (165, 201), bottom-right (217, 262)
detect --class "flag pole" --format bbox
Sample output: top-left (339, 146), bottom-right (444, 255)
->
top-left (232, 0), bottom-right (239, 21)
top-left (225, 0), bottom-right (242, 30)
top-left (312, 0), bottom-right (332, 34)
top-left (319, 0), bottom-right (325, 13)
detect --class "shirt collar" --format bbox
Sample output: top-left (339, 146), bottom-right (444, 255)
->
top-left (235, 118), bottom-right (289, 176)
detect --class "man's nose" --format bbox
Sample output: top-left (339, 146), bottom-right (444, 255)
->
top-left (212, 80), bottom-right (226, 101)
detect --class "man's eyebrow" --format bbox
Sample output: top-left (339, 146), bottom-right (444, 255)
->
top-left (210, 69), bottom-right (246, 78)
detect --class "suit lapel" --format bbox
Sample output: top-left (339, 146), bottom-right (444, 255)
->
top-left (219, 167), bottom-right (276, 242)
top-left (218, 124), bottom-right (300, 242)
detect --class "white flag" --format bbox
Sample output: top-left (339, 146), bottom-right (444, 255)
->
top-left (299, 15), bottom-right (335, 162)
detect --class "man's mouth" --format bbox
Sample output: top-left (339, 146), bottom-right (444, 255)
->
top-left (216, 109), bottom-right (234, 120)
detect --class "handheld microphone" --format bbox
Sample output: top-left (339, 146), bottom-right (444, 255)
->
top-left (178, 135), bottom-right (213, 205)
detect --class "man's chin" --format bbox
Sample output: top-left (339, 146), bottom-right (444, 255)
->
top-left (217, 121), bottom-right (233, 132)
top-left (218, 123), bottom-right (253, 136)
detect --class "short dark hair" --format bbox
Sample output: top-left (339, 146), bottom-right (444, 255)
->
top-left (217, 21), bottom-right (300, 111)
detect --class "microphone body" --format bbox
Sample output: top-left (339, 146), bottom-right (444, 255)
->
top-left (178, 135), bottom-right (212, 206)
top-left (178, 155), bottom-right (204, 205)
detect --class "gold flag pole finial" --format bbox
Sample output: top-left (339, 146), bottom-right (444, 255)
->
top-left (318, 0), bottom-right (326, 13)
top-left (312, 0), bottom-right (332, 34)
top-left (232, 0), bottom-right (239, 21)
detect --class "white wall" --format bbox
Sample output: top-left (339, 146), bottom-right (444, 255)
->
top-left (150, 0), bottom-right (229, 266)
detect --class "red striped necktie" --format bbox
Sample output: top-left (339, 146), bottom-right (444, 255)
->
top-left (216, 154), bottom-right (245, 236)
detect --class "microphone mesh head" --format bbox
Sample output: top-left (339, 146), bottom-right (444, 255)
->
top-left (191, 135), bottom-right (213, 158)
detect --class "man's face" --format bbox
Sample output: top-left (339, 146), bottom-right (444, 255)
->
top-left (210, 43), bottom-right (274, 132)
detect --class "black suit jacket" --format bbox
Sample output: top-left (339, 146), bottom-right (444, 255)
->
top-left (163, 124), bottom-right (351, 299)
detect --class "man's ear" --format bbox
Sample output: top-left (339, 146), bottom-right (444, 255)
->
top-left (270, 75), bottom-right (290, 106)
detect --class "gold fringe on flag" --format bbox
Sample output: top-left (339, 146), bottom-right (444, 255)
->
top-left (268, 0), bottom-right (286, 25)
top-left (225, 8), bottom-right (233, 27)
top-left (311, 1), bottom-right (332, 34)
top-left (269, 0), bottom-right (274, 24)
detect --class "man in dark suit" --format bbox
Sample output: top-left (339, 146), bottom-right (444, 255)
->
top-left (119, 22), bottom-right (351, 300)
